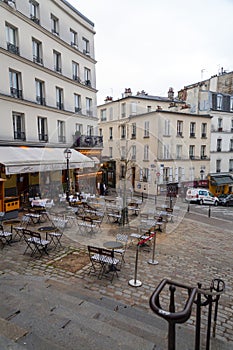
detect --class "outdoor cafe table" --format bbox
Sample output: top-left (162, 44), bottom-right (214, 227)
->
top-left (38, 226), bottom-right (55, 239)
top-left (103, 241), bottom-right (123, 250)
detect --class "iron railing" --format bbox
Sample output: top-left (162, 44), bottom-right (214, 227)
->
top-left (150, 278), bottom-right (225, 350)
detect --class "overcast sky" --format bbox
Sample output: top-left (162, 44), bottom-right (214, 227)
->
top-left (68, 0), bottom-right (233, 104)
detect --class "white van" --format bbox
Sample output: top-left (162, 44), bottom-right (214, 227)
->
top-left (186, 188), bottom-right (219, 205)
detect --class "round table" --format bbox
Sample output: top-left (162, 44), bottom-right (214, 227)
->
top-left (103, 241), bottom-right (123, 250)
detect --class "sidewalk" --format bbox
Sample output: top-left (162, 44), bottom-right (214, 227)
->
top-left (0, 199), bottom-right (232, 348)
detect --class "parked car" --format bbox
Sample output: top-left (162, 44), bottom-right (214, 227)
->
top-left (218, 194), bottom-right (233, 206)
top-left (186, 188), bottom-right (219, 205)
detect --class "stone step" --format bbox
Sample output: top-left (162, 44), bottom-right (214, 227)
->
top-left (0, 276), bottom-right (232, 350)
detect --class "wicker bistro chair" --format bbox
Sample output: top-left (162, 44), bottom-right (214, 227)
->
top-left (114, 233), bottom-right (129, 265)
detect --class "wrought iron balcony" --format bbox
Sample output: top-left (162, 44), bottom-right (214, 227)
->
top-left (73, 134), bottom-right (103, 148)
top-left (14, 131), bottom-right (25, 141)
top-left (36, 96), bottom-right (46, 105)
top-left (30, 15), bottom-right (40, 25)
top-left (10, 88), bottom-right (22, 99)
top-left (33, 55), bottom-right (43, 65)
top-left (7, 42), bottom-right (19, 55)
top-left (39, 134), bottom-right (48, 142)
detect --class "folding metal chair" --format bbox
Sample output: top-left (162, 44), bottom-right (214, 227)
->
top-left (0, 224), bottom-right (12, 247)
top-left (12, 215), bottom-right (31, 241)
top-left (47, 218), bottom-right (66, 249)
top-left (22, 229), bottom-right (50, 257)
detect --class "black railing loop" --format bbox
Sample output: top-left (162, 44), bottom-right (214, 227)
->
top-left (150, 279), bottom-right (197, 350)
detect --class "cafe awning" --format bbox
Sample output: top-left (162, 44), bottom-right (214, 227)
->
top-left (211, 175), bottom-right (233, 186)
top-left (0, 146), bottom-right (94, 175)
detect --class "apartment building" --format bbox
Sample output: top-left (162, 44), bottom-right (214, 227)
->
top-left (0, 0), bottom-right (100, 215)
top-left (178, 70), bottom-right (233, 195)
top-left (98, 89), bottom-right (211, 197)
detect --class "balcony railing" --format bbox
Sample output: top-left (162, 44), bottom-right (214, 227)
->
top-left (14, 131), bottom-right (25, 141)
top-left (36, 96), bottom-right (46, 105)
top-left (56, 102), bottom-right (64, 110)
top-left (73, 134), bottom-right (103, 148)
top-left (39, 133), bottom-right (48, 142)
top-left (190, 132), bottom-right (195, 137)
top-left (7, 42), bottom-right (19, 55)
top-left (75, 107), bottom-right (82, 113)
top-left (10, 88), bottom-right (22, 99)
top-left (58, 135), bottom-right (66, 143)
top-left (201, 132), bottom-right (207, 138)
top-left (33, 55), bottom-right (43, 65)
top-left (30, 15), bottom-right (40, 25)
top-left (201, 155), bottom-right (207, 159)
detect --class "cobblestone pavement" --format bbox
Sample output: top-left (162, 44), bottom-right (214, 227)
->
top-left (0, 200), bottom-right (232, 345)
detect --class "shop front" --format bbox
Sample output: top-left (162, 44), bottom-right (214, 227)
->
top-left (0, 146), bottom-right (94, 218)
top-left (208, 173), bottom-right (233, 196)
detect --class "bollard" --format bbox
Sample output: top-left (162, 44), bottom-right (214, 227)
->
top-left (128, 244), bottom-right (142, 287)
top-left (208, 205), bottom-right (211, 217)
top-left (141, 192), bottom-right (144, 202)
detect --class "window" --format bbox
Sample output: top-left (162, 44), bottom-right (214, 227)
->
top-left (109, 127), bottom-right (113, 140)
top-left (121, 125), bottom-right (126, 139)
top-left (177, 121), bottom-right (183, 137)
top-left (147, 106), bottom-right (151, 112)
top-left (86, 98), bottom-right (92, 116)
top-left (120, 165), bottom-right (126, 179)
top-left (229, 159), bottom-right (233, 172)
top-left (35, 79), bottom-right (45, 105)
top-left (38, 117), bottom-right (48, 142)
top-left (84, 68), bottom-right (91, 86)
top-left (217, 139), bottom-right (222, 152)
top-left (9, 69), bottom-right (22, 98)
top-left (176, 145), bottom-right (182, 159)
top-left (218, 118), bottom-right (223, 131)
top-left (56, 87), bottom-right (64, 110)
top-left (32, 38), bottom-right (43, 64)
top-left (30, 0), bottom-right (40, 24)
top-left (217, 94), bottom-right (223, 110)
top-left (74, 94), bottom-right (81, 113)
top-left (70, 29), bottom-right (78, 48)
top-left (109, 147), bottom-right (113, 158)
top-left (121, 146), bottom-right (126, 160)
top-left (12, 112), bottom-right (25, 140)
top-left (121, 103), bottom-right (126, 118)
top-left (230, 97), bottom-right (233, 112)
top-left (144, 145), bottom-right (149, 161)
top-left (230, 139), bottom-right (233, 151)
top-left (190, 122), bottom-right (196, 137)
top-left (131, 123), bottom-right (136, 138)
top-left (53, 50), bottom-right (61, 73)
top-left (216, 159), bottom-right (221, 173)
top-left (51, 14), bottom-right (59, 35)
top-left (144, 121), bottom-right (149, 137)
top-left (143, 168), bottom-right (149, 182)
top-left (201, 145), bottom-right (206, 159)
top-left (189, 145), bottom-right (195, 159)
top-left (87, 125), bottom-right (93, 136)
top-left (72, 61), bottom-right (80, 82)
top-left (163, 144), bottom-right (170, 159)
top-left (189, 166), bottom-right (195, 181)
top-left (109, 107), bottom-right (113, 121)
top-left (82, 37), bottom-right (90, 55)
top-left (201, 123), bottom-right (207, 138)
top-left (164, 119), bottom-right (170, 136)
top-left (6, 23), bottom-right (19, 55)
top-left (57, 120), bottom-right (65, 142)
top-left (132, 145), bottom-right (136, 160)
top-left (75, 123), bottom-right (83, 134)
top-left (100, 109), bottom-right (106, 121)
top-left (130, 102), bottom-right (137, 115)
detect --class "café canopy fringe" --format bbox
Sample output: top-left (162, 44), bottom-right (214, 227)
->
top-left (0, 146), bottom-right (94, 175)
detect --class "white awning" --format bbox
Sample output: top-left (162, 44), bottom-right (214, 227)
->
top-left (0, 146), bottom-right (94, 175)
top-left (91, 156), bottom-right (100, 164)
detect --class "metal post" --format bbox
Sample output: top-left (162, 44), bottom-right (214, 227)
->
top-left (148, 232), bottom-right (159, 265)
top-left (187, 202), bottom-right (190, 212)
top-left (66, 157), bottom-right (70, 202)
top-left (208, 205), bottom-right (211, 218)
top-left (168, 285), bottom-right (176, 350)
top-left (129, 244), bottom-right (142, 287)
top-left (141, 192), bottom-right (144, 202)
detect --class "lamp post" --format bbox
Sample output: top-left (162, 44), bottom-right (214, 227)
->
top-left (64, 148), bottom-right (72, 202)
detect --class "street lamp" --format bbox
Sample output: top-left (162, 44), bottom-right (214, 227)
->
top-left (64, 148), bottom-right (72, 202)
